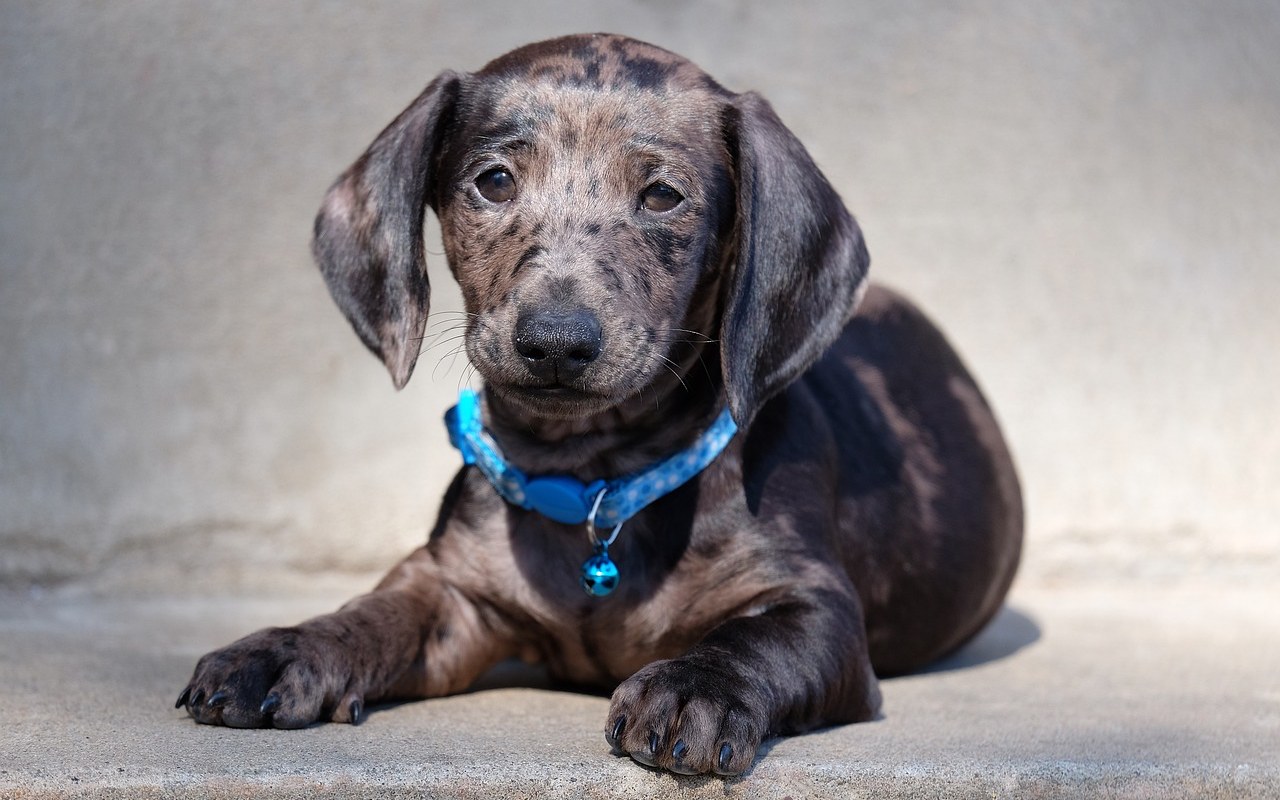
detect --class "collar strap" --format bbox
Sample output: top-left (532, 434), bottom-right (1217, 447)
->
top-left (445, 388), bottom-right (737, 527)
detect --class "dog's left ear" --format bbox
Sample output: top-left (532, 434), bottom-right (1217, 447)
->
top-left (720, 92), bottom-right (870, 427)
top-left (311, 71), bottom-right (464, 389)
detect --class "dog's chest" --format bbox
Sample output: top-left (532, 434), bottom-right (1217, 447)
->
top-left (494, 512), bottom-right (780, 684)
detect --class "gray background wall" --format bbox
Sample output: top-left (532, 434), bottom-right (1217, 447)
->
top-left (3, 1), bottom-right (1277, 593)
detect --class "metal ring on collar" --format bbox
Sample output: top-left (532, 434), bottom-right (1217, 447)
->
top-left (586, 487), bottom-right (623, 548)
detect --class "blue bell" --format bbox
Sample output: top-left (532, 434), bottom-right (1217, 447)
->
top-left (580, 546), bottom-right (619, 597)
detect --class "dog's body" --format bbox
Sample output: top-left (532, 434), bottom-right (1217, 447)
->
top-left (178, 34), bottom-right (1022, 776)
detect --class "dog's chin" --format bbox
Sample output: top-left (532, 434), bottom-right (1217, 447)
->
top-left (486, 382), bottom-right (620, 420)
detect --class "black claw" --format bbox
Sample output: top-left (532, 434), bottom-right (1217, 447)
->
top-left (206, 690), bottom-right (229, 709)
top-left (175, 686), bottom-right (191, 709)
top-left (259, 693), bottom-right (281, 715)
top-left (190, 688), bottom-right (206, 708)
top-left (349, 698), bottom-right (363, 726)
top-left (608, 715), bottom-right (626, 747)
top-left (647, 730), bottom-right (660, 755)
top-left (672, 739), bottom-right (688, 762)
top-left (718, 742), bottom-right (734, 773)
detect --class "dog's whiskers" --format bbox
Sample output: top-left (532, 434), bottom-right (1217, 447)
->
top-left (642, 352), bottom-right (690, 394)
top-left (420, 318), bottom-right (474, 336)
top-left (420, 310), bottom-right (478, 331)
top-left (416, 327), bottom-right (465, 361)
top-left (421, 331), bottom-right (468, 352)
top-left (664, 327), bottom-right (717, 345)
top-left (417, 315), bottom-right (495, 363)
top-left (457, 361), bottom-right (480, 395)
top-left (432, 339), bottom-right (475, 382)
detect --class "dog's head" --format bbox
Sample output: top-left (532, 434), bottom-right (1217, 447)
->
top-left (313, 34), bottom-right (868, 427)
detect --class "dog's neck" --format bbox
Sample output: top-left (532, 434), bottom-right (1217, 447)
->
top-left (481, 343), bottom-right (725, 481)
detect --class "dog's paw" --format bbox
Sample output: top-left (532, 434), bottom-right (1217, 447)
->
top-left (605, 657), bottom-right (766, 776)
top-left (176, 626), bottom-right (365, 729)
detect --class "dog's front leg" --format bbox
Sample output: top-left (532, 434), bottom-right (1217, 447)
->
top-left (605, 585), bottom-right (880, 776)
top-left (177, 548), bottom-right (509, 728)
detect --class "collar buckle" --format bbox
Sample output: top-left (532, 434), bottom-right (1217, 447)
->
top-left (523, 475), bottom-right (605, 525)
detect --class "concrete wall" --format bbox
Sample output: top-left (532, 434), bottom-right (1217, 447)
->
top-left (3, 1), bottom-right (1278, 592)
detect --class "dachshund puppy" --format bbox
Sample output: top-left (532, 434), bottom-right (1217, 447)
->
top-left (177, 33), bottom-right (1023, 777)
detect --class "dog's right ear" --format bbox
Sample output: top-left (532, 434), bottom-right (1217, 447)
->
top-left (312, 71), bottom-right (464, 390)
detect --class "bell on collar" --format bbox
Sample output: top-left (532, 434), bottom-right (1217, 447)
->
top-left (580, 544), bottom-right (619, 597)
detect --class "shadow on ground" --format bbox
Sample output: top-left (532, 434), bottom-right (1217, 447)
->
top-left (913, 604), bottom-right (1041, 674)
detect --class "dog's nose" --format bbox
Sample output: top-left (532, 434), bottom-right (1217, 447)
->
top-left (514, 307), bottom-right (603, 382)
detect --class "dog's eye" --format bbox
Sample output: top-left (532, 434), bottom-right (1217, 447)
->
top-left (641, 182), bottom-right (684, 213)
top-left (475, 168), bottom-right (517, 203)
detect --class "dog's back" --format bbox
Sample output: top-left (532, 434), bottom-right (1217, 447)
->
top-left (795, 284), bottom-right (1023, 673)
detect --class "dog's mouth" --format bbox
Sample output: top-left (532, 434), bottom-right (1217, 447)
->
top-left (486, 380), bottom-right (619, 418)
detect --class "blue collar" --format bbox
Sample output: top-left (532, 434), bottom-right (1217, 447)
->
top-left (445, 388), bottom-right (738, 529)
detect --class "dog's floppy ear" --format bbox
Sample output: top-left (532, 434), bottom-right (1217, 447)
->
top-left (312, 71), bottom-right (463, 389)
top-left (720, 92), bottom-right (870, 426)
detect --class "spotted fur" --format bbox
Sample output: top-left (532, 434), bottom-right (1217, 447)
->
top-left (178, 34), bottom-right (1023, 779)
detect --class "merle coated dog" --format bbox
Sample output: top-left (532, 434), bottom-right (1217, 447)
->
top-left (177, 33), bottom-right (1023, 777)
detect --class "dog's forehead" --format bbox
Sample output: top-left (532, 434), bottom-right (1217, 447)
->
top-left (476, 33), bottom-right (726, 96)
top-left (470, 82), bottom-right (717, 155)
top-left (461, 36), bottom-right (731, 166)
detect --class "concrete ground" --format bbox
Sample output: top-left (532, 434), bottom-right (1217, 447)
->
top-left (4, 3), bottom-right (1280, 799)
top-left (2, 578), bottom-right (1277, 799)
